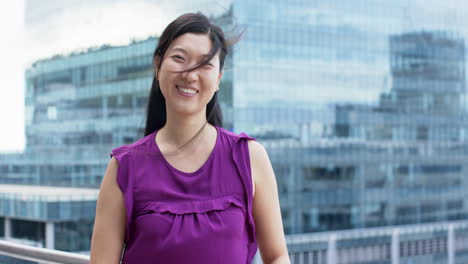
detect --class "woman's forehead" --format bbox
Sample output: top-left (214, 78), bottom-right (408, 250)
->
top-left (168, 33), bottom-right (213, 56)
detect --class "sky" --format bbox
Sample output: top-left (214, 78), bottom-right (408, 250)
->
top-left (24, 0), bottom-right (232, 65)
top-left (0, 1), bottom-right (24, 152)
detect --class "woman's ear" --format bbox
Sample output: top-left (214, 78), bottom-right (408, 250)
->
top-left (217, 71), bottom-right (223, 90)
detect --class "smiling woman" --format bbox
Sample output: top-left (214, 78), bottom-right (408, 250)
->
top-left (89, 12), bottom-right (290, 264)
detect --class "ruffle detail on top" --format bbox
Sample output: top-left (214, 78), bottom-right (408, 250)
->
top-left (134, 194), bottom-right (245, 217)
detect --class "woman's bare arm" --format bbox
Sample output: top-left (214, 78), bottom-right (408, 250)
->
top-left (89, 157), bottom-right (126, 264)
top-left (248, 140), bottom-right (291, 264)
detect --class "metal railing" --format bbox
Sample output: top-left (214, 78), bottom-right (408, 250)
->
top-left (0, 240), bottom-right (88, 264)
top-left (2, 220), bottom-right (468, 264)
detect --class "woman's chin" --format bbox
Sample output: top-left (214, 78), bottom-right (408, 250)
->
top-left (170, 105), bottom-right (203, 117)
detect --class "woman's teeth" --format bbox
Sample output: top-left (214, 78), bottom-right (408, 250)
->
top-left (177, 86), bottom-right (198, 94)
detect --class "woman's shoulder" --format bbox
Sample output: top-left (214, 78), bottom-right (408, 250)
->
top-left (217, 126), bottom-right (267, 164)
top-left (110, 131), bottom-right (156, 159)
top-left (216, 126), bottom-right (256, 142)
top-left (217, 126), bottom-right (264, 159)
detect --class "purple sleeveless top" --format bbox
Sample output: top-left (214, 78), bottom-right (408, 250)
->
top-left (109, 126), bottom-right (258, 263)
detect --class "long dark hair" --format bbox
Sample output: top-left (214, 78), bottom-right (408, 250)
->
top-left (144, 12), bottom-right (231, 138)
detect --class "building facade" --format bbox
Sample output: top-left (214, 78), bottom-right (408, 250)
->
top-left (231, 1), bottom-right (468, 237)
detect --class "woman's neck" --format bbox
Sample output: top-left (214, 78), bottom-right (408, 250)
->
top-left (159, 110), bottom-right (212, 148)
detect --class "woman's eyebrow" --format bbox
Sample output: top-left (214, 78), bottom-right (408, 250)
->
top-left (170, 47), bottom-right (210, 57)
top-left (170, 47), bottom-right (188, 53)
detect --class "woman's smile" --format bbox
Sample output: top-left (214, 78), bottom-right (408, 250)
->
top-left (176, 85), bottom-right (199, 97)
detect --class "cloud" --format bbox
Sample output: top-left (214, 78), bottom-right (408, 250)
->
top-left (26, 0), bottom-right (165, 64)
top-left (25, 0), bottom-right (233, 64)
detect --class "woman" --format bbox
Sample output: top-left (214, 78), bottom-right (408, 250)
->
top-left (90, 12), bottom-right (290, 264)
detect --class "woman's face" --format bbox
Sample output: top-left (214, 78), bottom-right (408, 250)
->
top-left (156, 33), bottom-right (223, 117)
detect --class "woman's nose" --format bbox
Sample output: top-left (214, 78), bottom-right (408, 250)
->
top-left (181, 68), bottom-right (199, 82)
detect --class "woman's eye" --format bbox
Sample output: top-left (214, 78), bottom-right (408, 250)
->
top-left (172, 55), bottom-right (185, 61)
top-left (205, 62), bottom-right (215, 68)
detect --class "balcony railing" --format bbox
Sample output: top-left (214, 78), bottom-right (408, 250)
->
top-left (1, 220), bottom-right (468, 264)
top-left (0, 240), bottom-right (88, 264)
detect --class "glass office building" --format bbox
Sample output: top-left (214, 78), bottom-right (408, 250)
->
top-left (232, 0), bottom-right (468, 235)
top-left (1, 0), bottom-right (468, 263)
